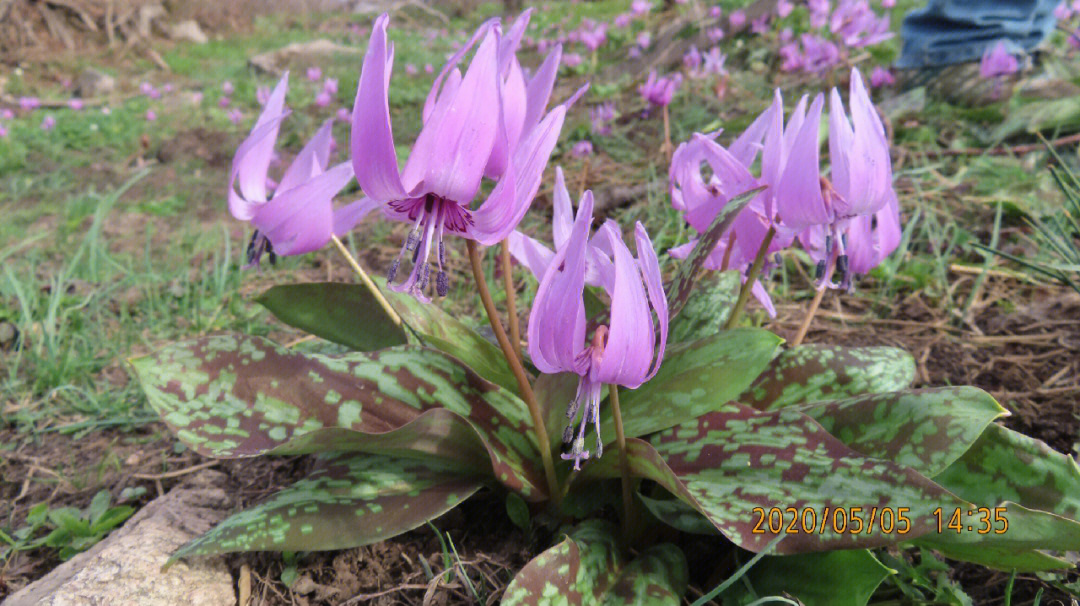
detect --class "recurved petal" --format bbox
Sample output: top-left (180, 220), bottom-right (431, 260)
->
top-left (229, 111), bottom-right (289, 221)
top-left (351, 14), bottom-right (409, 201)
top-left (470, 87), bottom-right (581, 245)
top-left (277, 118), bottom-right (335, 193)
top-left (521, 45), bottom-right (561, 137)
top-left (507, 229), bottom-right (555, 279)
top-left (333, 197), bottom-right (383, 236)
top-left (485, 56), bottom-right (527, 179)
top-left (408, 28), bottom-right (501, 204)
top-left (776, 93), bottom-right (830, 231)
top-left (252, 161), bottom-right (354, 256)
top-left (552, 166), bottom-right (574, 249)
top-left (593, 221), bottom-right (653, 388)
top-left (527, 195), bottom-right (591, 375)
top-left (634, 222), bottom-right (668, 381)
top-left (237, 72), bottom-right (288, 205)
top-left (423, 17), bottom-right (499, 122)
top-left (728, 92), bottom-right (775, 167)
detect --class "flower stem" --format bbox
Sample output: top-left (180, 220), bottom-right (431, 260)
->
top-left (662, 105), bottom-right (673, 161)
top-left (499, 241), bottom-right (521, 360)
top-left (791, 286), bottom-right (826, 347)
top-left (609, 384), bottom-right (635, 541)
top-left (719, 231), bottom-right (736, 272)
top-left (330, 235), bottom-right (402, 327)
top-left (466, 240), bottom-right (560, 503)
top-left (723, 226), bottom-right (775, 330)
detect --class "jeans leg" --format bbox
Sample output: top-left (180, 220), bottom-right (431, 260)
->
top-left (896, 0), bottom-right (1061, 69)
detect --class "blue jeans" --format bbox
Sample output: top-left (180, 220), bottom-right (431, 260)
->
top-left (896, 0), bottom-right (1061, 68)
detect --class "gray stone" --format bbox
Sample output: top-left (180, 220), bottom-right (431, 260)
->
top-left (4, 471), bottom-right (236, 606)
top-left (170, 20), bottom-right (208, 44)
top-left (74, 68), bottom-right (115, 98)
top-left (248, 39), bottom-right (361, 74)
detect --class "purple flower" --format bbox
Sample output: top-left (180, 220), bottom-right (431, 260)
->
top-left (779, 41), bottom-right (804, 71)
top-left (222, 81), bottom-right (234, 95)
top-left (140, 83), bottom-right (160, 99)
top-left (777, 0), bottom-right (794, 17)
top-left (870, 66), bottom-right (895, 87)
top-left (564, 52), bottom-right (584, 68)
top-left (703, 47), bottom-right (727, 76)
top-left (579, 22), bottom-right (608, 51)
top-left (639, 70), bottom-right (682, 107)
top-left (256, 86), bottom-right (271, 106)
top-left (192, 92), bottom-right (204, 105)
top-left (145, 110), bottom-right (156, 122)
top-left (323, 78), bottom-right (338, 95)
top-left (405, 63), bottom-right (419, 75)
top-left (227, 108), bottom-right (244, 125)
top-left (776, 68), bottom-right (895, 289)
top-left (751, 15), bottom-right (770, 35)
top-left (314, 90), bottom-right (332, 107)
top-left (709, 6), bottom-right (722, 18)
top-left (613, 13), bottom-right (632, 28)
top-left (729, 10), bottom-right (747, 28)
top-left (526, 190), bottom-right (668, 470)
top-left (800, 33), bottom-right (841, 73)
top-left (683, 45), bottom-right (702, 72)
top-left (306, 66), bottom-right (322, 81)
top-left (980, 40), bottom-right (1019, 78)
top-left (40, 115), bottom-right (55, 130)
top-left (631, 0), bottom-right (652, 16)
top-left (219, 96), bottom-right (231, 108)
top-left (350, 12), bottom-right (583, 302)
top-left (68, 98), bottom-right (84, 110)
top-left (336, 107), bottom-right (351, 122)
top-left (571, 140), bottom-right (594, 157)
top-left (0, 124), bottom-right (7, 138)
top-left (1054, 2), bottom-right (1072, 20)
top-left (590, 101), bottom-right (616, 135)
top-left (1, 109), bottom-right (13, 120)
top-left (636, 31), bottom-right (652, 50)
top-left (809, 0), bottom-right (831, 27)
top-left (707, 27), bottom-right (725, 42)
top-left (228, 73), bottom-right (362, 269)
top-left (830, 0), bottom-right (893, 47)
top-left (19, 96), bottom-right (40, 111)
top-left (424, 63), bottom-right (434, 73)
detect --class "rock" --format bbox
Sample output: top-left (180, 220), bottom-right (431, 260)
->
top-left (137, 3), bottom-right (167, 39)
top-left (74, 68), bottom-right (115, 98)
top-left (4, 471), bottom-right (236, 606)
top-left (170, 20), bottom-right (208, 44)
top-left (248, 39), bottom-right (361, 75)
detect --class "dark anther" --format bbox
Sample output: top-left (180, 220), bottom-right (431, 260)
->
top-left (594, 439), bottom-right (603, 459)
top-left (871, 215), bottom-right (879, 230)
top-left (563, 424), bottom-right (575, 443)
top-left (824, 235), bottom-right (833, 255)
top-left (418, 262), bottom-right (430, 290)
top-left (405, 230), bottom-right (420, 253)
top-left (836, 254), bottom-right (849, 282)
top-left (436, 270), bottom-right (449, 297)
top-left (815, 260), bottom-right (826, 280)
top-left (386, 258), bottom-right (400, 282)
top-left (438, 241), bottom-right (446, 266)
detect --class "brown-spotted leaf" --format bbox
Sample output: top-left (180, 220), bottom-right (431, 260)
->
top-left (799, 387), bottom-right (1007, 477)
top-left (169, 452), bottom-right (480, 562)
top-left (500, 520), bottom-right (687, 606)
top-left (668, 270), bottom-right (741, 343)
top-left (666, 186), bottom-right (765, 319)
top-left (582, 403), bottom-right (970, 554)
top-left (129, 335), bottom-right (546, 500)
top-left (742, 344), bottom-right (916, 411)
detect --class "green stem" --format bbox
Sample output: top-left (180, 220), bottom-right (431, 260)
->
top-left (330, 235), bottom-right (402, 327)
top-left (723, 226), bottom-right (776, 330)
top-left (466, 240), bottom-right (560, 504)
top-left (609, 384), bottom-right (634, 541)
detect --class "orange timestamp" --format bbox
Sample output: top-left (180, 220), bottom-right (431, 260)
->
top-left (751, 506), bottom-right (913, 535)
top-left (934, 506), bottom-right (1009, 534)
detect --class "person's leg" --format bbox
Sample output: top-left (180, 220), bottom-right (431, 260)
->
top-left (896, 0), bottom-right (1060, 69)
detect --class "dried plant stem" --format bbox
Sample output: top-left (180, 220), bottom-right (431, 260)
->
top-left (330, 235), bottom-right (402, 327)
top-left (791, 287), bottom-right (826, 347)
top-left (499, 241), bottom-right (521, 359)
top-left (466, 240), bottom-right (560, 503)
top-left (719, 232), bottom-right (736, 272)
top-left (662, 105), bottom-right (673, 161)
top-left (609, 384), bottom-right (635, 541)
top-left (723, 227), bottom-right (776, 330)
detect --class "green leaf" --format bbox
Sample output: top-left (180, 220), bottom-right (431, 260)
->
top-left (169, 453), bottom-right (481, 562)
top-left (47, 508), bottom-right (87, 535)
top-left (506, 493), bottom-right (530, 533)
top-left (910, 540), bottom-right (1073, 572)
top-left (666, 186), bottom-right (766, 319)
top-left (256, 282), bottom-right (408, 352)
top-left (798, 387), bottom-right (1007, 477)
top-left (742, 344), bottom-right (916, 411)
top-left (87, 490), bottom-right (111, 526)
top-left (90, 507), bottom-right (134, 533)
top-left (387, 287), bottom-right (519, 394)
top-left (603, 328), bottom-right (782, 441)
top-left (129, 335), bottom-right (547, 500)
top-left (583, 403), bottom-right (972, 554)
top-left (932, 423), bottom-right (1080, 520)
top-left (722, 550), bottom-right (891, 606)
top-left (668, 270), bottom-right (740, 343)
top-left (534, 371), bottom-right (580, 455)
top-left (501, 520), bottom-right (687, 606)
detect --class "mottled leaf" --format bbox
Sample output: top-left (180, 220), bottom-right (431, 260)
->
top-left (723, 550), bottom-right (891, 606)
top-left (170, 453), bottom-right (480, 561)
top-left (638, 493), bottom-right (715, 535)
top-left (668, 270), bottom-right (740, 343)
top-left (933, 423), bottom-right (1080, 520)
top-left (742, 345), bottom-right (916, 411)
top-left (666, 186), bottom-right (765, 319)
top-left (799, 387), bottom-right (1007, 477)
top-left (129, 335), bottom-right (547, 500)
top-left (601, 328), bottom-right (782, 442)
top-left (388, 287), bottom-right (519, 394)
top-left (910, 540), bottom-right (1074, 572)
top-left (256, 282), bottom-right (408, 352)
top-left (583, 403), bottom-right (971, 554)
top-left (534, 371), bottom-right (581, 461)
top-left (501, 520), bottom-right (687, 606)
